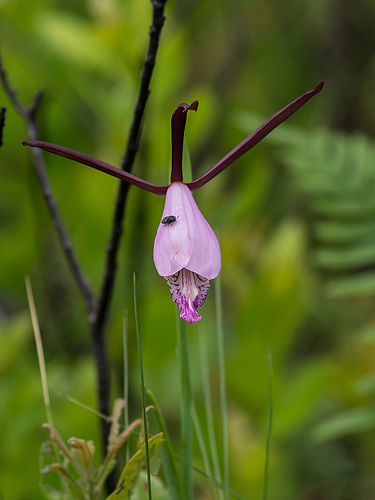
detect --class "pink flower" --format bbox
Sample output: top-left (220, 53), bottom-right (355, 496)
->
top-left (153, 182), bottom-right (221, 323)
top-left (23, 81), bottom-right (323, 323)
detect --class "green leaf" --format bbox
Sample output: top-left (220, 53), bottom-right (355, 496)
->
top-left (314, 244), bottom-right (375, 270)
top-left (314, 221), bottom-right (375, 244)
top-left (95, 418), bottom-right (142, 494)
top-left (274, 359), bottom-right (333, 438)
top-left (132, 471), bottom-right (169, 500)
top-left (326, 272), bottom-right (375, 298)
top-left (311, 199), bottom-right (375, 217)
top-left (145, 389), bottom-right (183, 500)
top-left (105, 433), bottom-right (164, 500)
top-left (35, 11), bottom-right (117, 72)
top-left (310, 406), bottom-right (375, 444)
top-left (107, 399), bottom-right (126, 448)
top-left (354, 375), bottom-right (375, 396)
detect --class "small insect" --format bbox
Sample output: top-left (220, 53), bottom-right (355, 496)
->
top-left (161, 215), bottom-right (179, 226)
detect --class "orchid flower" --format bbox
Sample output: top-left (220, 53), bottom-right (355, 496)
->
top-left (23, 81), bottom-right (323, 323)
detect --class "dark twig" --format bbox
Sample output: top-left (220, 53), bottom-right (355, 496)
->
top-left (91, 0), bottom-right (168, 469)
top-left (94, 0), bottom-right (168, 335)
top-left (0, 57), bottom-right (95, 315)
top-left (1, 0), bottom-right (168, 490)
top-left (0, 107), bottom-right (5, 146)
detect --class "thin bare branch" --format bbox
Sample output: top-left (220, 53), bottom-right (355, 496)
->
top-left (0, 107), bottom-right (5, 146)
top-left (1, 2), bottom-right (169, 489)
top-left (0, 53), bottom-right (95, 316)
top-left (94, 0), bottom-right (168, 335)
top-left (0, 57), bottom-right (28, 116)
top-left (89, 3), bottom-right (169, 489)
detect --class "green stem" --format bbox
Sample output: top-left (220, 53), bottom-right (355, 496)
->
top-left (133, 274), bottom-right (152, 500)
top-left (199, 332), bottom-right (222, 499)
top-left (215, 275), bottom-right (229, 500)
top-left (192, 403), bottom-right (219, 500)
top-left (122, 311), bottom-right (131, 500)
top-left (177, 315), bottom-right (193, 500)
top-left (262, 350), bottom-right (274, 500)
top-left (145, 389), bottom-right (183, 500)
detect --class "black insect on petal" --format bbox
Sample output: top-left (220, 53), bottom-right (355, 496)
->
top-left (161, 215), bottom-right (179, 226)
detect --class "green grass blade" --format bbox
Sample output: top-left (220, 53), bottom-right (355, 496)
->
top-left (145, 388), bottom-right (183, 500)
top-left (190, 463), bottom-right (248, 500)
top-left (215, 275), bottom-right (229, 500)
top-left (192, 403), bottom-right (219, 500)
top-left (262, 350), bottom-right (274, 500)
top-left (26, 276), bottom-right (75, 497)
top-left (60, 394), bottom-right (111, 421)
top-left (133, 273), bottom-right (152, 500)
top-left (177, 313), bottom-right (193, 500)
top-left (25, 276), bottom-right (54, 427)
top-left (199, 331), bottom-right (223, 500)
top-left (122, 311), bottom-right (131, 500)
top-left (123, 312), bottom-right (130, 460)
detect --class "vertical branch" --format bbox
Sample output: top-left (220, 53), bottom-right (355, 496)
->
top-left (1, 0), bottom-right (169, 490)
top-left (0, 107), bottom-right (6, 147)
top-left (0, 57), bottom-right (96, 316)
top-left (92, 0), bottom-right (168, 457)
top-left (94, 0), bottom-right (168, 334)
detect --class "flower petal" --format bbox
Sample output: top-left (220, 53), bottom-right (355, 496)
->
top-left (186, 81), bottom-right (324, 191)
top-left (153, 182), bottom-right (221, 279)
top-left (165, 270), bottom-right (210, 324)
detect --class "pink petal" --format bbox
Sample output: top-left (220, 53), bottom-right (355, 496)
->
top-left (153, 182), bottom-right (221, 279)
top-left (165, 270), bottom-right (210, 324)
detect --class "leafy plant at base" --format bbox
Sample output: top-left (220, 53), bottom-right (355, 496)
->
top-left (106, 433), bottom-right (164, 500)
top-left (40, 399), bottom-right (164, 499)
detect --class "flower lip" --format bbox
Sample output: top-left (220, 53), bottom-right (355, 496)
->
top-left (153, 182), bottom-right (221, 280)
top-left (166, 269), bottom-right (210, 324)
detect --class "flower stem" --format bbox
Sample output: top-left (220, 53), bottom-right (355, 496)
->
top-left (122, 312), bottom-right (130, 477)
top-left (177, 315), bottom-right (193, 500)
top-left (199, 331), bottom-right (222, 499)
top-left (262, 350), bottom-right (274, 500)
top-left (215, 275), bottom-right (229, 500)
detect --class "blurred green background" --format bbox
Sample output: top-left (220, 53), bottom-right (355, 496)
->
top-left (2, 0), bottom-right (375, 498)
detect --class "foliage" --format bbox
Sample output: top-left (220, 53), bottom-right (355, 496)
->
top-left (235, 112), bottom-right (375, 299)
top-left (40, 399), bottom-right (165, 499)
top-left (2, 0), bottom-right (375, 499)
